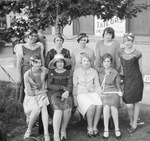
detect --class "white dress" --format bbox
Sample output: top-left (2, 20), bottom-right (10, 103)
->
top-left (73, 67), bottom-right (102, 117)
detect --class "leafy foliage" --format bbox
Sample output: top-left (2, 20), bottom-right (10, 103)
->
top-left (0, 81), bottom-right (25, 123)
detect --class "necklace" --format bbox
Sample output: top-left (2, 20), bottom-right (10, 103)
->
top-left (55, 68), bottom-right (66, 73)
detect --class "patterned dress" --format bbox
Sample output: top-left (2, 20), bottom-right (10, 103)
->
top-left (47, 69), bottom-right (73, 112)
top-left (98, 67), bottom-right (122, 109)
top-left (119, 49), bottom-right (144, 104)
top-left (45, 48), bottom-right (71, 70)
top-left (15, 43), bottom-right (43, 103)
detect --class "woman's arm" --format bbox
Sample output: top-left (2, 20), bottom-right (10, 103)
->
top-left (94, 71), bottom-right (102, 95)
top-left (24, 72), bottom-right (36, 96)
top-left (17, 54), bottom-right (23, 83)
top-left (65, 74), bottom-right (73, 94)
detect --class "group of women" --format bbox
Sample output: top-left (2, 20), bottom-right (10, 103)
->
top-left (15, 27), bottom-right (144, 141)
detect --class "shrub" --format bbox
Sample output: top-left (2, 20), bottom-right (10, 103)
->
top-left (0, 81), bottom-right (25, 123)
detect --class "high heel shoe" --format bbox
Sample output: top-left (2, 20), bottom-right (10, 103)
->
top-left (93, 129), bottom-right (99, 137)
top-left (115, 130), bottom-right (122, 140)
top-left (61, 131), bottom-right (67, 141)
top-left (44, 134), bottom-right (50, 141)
top-left (87, 130), bottom-right (94, 138)
top-left (24, 131), bottom-right (31, 139)
top-left (102, 131), bottom-right (109, 141)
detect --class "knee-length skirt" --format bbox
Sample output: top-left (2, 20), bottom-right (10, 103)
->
top-left (77, 92), bottom-right (102, 117)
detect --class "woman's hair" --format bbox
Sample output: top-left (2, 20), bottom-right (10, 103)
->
top-left (102, 53), bottom-right (113, 63)
top-left (102, 27), bottom-right (115, 39)
top-left (53, 59), bottom-right (66, 67)
top-left (29, 55), bottom-right (41, 66)
top-left (28, 29), bottom-right (38, 36)
top-left (80, 52), bottom-right (92, 63)
top-left (53, 33), bottom-right (64, 43)
top-left (77, 33), bottom-right (89, 43)
top-left (123, 33), bottom-right (135, 42)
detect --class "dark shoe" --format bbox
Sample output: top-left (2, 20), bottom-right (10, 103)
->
top-left (115, 130), bottom-right (122, 140)
top-left (87, 130), bottom-right (94, 138)
top-left (93, 129), bottom-right (99, 137)
top-left (127, 126), bottom-right (137, 134)
top-left (102, 131), bottom-right (109, 141)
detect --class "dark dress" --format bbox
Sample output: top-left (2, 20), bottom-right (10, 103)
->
top-left (119, 49), bottom-right (144, 104)
top-left (47, 69), bottom-right (73, 112)
top-left (16, 45), bottom-right (41, 103)
top-left (45, 48), bottom-right (71, 70)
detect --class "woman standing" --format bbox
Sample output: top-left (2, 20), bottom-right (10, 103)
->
top-left (98, 53), bottom-right (123, 140)
top-left (119, 33), bottom-right (144, 133)
top-left (73, 53), bottom-right (102, 138)
top-left (47, 54), bottom-right (72, 141)
top-left (95, 27), bottom-right (120, 71)
top-left (45, 34), bottom-right (71, 70)
top-left (23, 55), bottom-right (50, 141)
top-left (15, 29), bottom-right (45, 103)
top-left (71, 33), bottom-right (96, 70)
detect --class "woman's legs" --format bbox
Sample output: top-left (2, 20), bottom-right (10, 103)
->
top-left (53, 110), bottom-right (63, 140)
top-left (60, 108), bottom-right (72, 139)
top-left (132, 102), bottom-right (140, 129)
top-left (41, 106), bottom-right (50, 141)
top-left (86, 105), bottom-right (95, 131)
top-left (93, 105), bottom-right (102, 130)
top-left (126, 104), bottom-right (134, 126)
top-left (111, 106), bottom-right (119, 131)
top-left (24, 109), bottom-right (40, 138)
top-left (103, 105), bottom-right (110, 132)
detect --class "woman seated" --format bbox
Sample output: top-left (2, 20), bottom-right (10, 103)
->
top-left (23, 55), bottom-right (50, 141)
top-left (97, 53), bottom-right (123, 141)
top-left (73, 53), bottom-right (103, 138)
top-left (47, 53), bottom-right (72, 141)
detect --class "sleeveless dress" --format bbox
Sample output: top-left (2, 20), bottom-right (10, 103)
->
top-left (15, 44), bottom-right (42, 103)
top-left (47, 69), bottom-right (73, 112)
top-left (119, 49), bottom-right (144, 104)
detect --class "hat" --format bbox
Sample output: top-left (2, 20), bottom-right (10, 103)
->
top-left (124, 33), bottom-right (135, 42)
top-left (77, 33), bottom-right (89, 43)
top-left (48, 53), bottom-right (71, 69)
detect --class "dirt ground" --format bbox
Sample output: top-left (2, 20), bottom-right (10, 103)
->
top-left (7, 104), bottom-right (150, 141)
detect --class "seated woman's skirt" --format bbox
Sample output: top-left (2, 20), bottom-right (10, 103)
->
top-left (102, 92), bottom-right (120, 110)
top-left (77, 92), bottom-right (102, 117)
top-left (51, 94), bottom-right (72, 111)
top-left (23, 94), bottom-right (49, 119)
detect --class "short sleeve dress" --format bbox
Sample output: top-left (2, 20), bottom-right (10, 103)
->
top-left (98, 68), bottom-right (122, 109)
top-left (119, 49), bottom-right (144, 104)
top-left (45, 48), bottom-right (71, 70)
top-left (23, 67), bottom-right (49, 122)
top-left (15, 43), bottom-right (44, 103)
top-left (47, 69), bottom-right (73, 113)
top-left (73, 67), bottom-right (102, 117)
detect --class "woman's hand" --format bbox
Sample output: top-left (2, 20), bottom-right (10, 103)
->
top-left (61, 91), bottom-right (69, 100)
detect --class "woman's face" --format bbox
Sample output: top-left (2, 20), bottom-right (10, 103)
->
top-left (79, 37), bottom-right (87, 47)
top-left (123, 37), bottom-right (133, 48)
top-left (56, 59), bottom-right (64, 69)
top-left (55, 37), bottom-right (63, 47)
top-left (29, 33), bottom-right (38, 43)
top-left (103, 57), bottom-right (111, 69)
top-left (81, 56), bottom-right (91, 68)
top-left (103, 31), bottom-right (113, 42)
top-left (32, 59), bottom-right (41, 69)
